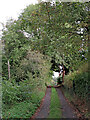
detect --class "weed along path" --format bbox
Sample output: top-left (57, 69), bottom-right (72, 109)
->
top-left (32, 87), bottom-right (78, 119)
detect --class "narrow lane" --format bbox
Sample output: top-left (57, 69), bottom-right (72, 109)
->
top-left (35, 88), bottom-right (51, 118)
top-left (56, 88), bottom-right (77, 118)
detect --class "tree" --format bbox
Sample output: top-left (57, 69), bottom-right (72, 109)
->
top-left (2, 2), bottom-right (89, 80)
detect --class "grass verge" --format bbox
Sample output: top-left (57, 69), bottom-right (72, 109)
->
top-left (2, 90), bottom-right (45, 118)
top-left (48, 88), bottom-right (62, 118)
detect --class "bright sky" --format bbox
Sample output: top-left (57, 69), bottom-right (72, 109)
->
top-left (0, 0), bottom-right (38, 32)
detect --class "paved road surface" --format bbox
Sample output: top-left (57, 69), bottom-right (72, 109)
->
top-left (56, 88), bottom-right (77, 118)
top-left (35, 88), bottom-right (51, 118)
top-left (33, 87), bottom-right (78, 119)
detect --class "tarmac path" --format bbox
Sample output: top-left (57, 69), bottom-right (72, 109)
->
top-left (56, 88), bottom-right (77, 118)
top-left (32, 87), bottom-right (78, 119)
top-left (32, 88), bottom-right (51, 119)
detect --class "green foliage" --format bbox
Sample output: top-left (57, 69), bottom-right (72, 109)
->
top-left (2, 80), bottom-right (45, 118)
top-left (64, 63), bottom-right (88, 99)
top-left (17, 2), bottom-right (88, 70)
top-left (48, 88), bottom-right (62, 118)
top-left (2, 80), bottom-right (30, 105)
top-left (2, 49), bottom-right (51, 118)
top-left (2, 77), bottom-right (47, 106)
top-left (1, 2), bottom-right (89, 118)
top-left (3, 101), bottom-right (36, 118)
top-left (3, 90), bottom-right (45, 118)
top-left (74, 71), bottom-right (88, 98)
top-left (2, 2), bottom-right (88, 79)
top-left (2, 81), bottom-right (19, 105)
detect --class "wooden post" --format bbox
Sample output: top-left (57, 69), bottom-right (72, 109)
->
top-left (8, 60), bottom-right (10, 80)
top-left (62, 54), bottom-right (65, 83)
top-left (62, 63), bottom-right (64, 83)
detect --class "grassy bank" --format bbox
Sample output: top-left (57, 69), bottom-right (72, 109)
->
top-left (2, 87), bottom-right (45, 118)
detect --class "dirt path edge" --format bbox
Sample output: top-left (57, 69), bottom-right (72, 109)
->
top-left (30, 87), bottom-right (48, 119)
top-left (60, 87), bottom-right (87, 119)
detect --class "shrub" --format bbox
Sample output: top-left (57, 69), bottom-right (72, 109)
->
top-left (64, 63), bottom-right (88, 99)
top-left (2, 81), bottom-right (19, 105)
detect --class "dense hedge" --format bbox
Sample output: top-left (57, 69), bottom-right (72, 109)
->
top-left (64, 63), bottom-right (88, 100)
